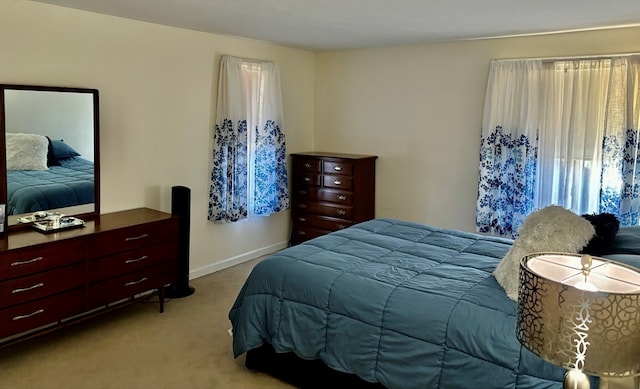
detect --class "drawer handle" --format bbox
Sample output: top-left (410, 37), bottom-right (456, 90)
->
top-left (298, 190), bottom-right (308, 195)
top-left (298, 231), bottom-right (306, 236)
top-left (125, 255), bottom-right (149, 264)
top-left (336, 209), bottom-right (347, 216)
top-left (337, 194), bottom-right (347, 201)
top-left (303, 177), bottom-right (311, 182)
top-left (125, 234), bottom-right (149, 242)
top-left (334, 180), bottom-right (342, 185)
top-left (297, 217), bottom-right (307, 222)
top-left (11, 256), bottom-right (44, 267)
top-left (304, 163), bottom-right (311, 169)
top-left (334, 165), bottom-right (343, 171)
top-left (12, 283), bottom-right (45, 294)
top-left (298, 204), bottom-right (307, 209)
top-left (125, 277), bottom-right (148, 287)
top-left (336, 224), bottom-right (346, 229)
top-left (13, 309), bottom-right (45, 321)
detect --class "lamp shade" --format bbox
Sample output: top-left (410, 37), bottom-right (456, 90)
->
top-left (517, 253), bottom-right (640, 378)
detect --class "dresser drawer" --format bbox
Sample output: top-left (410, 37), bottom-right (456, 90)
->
top-left (0, 288), bottom-right (85, 339)
top-left (89, 241), bottom-right (178, 282)
top-left (292, 214), bottom-right (353, 232)
top-left (88, 219), bottom-right (179, 258)
top-left (0, 240), bottom-right (86, 280)
top-left (88, 262), bottom-right (177, 308)
top-left (323, 175), bottom-right (353, 190)
top-left (0, 264), bottom-right (85, 309)
top-left (323, 160), bottom-right (354, 176)
top-left (307, 202), bottom-right (353, 219)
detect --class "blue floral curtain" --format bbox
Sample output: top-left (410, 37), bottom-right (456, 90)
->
top-left (599, 56), bottom-right (640, 224)
top-left (476, 60), bottom-right (542, 237)
top-left (477, 55), bottom-right (640, 237)
top-left (208, 56), bottom-right (289, 222)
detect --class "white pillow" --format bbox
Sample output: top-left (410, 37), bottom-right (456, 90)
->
top-left (6, 133), bottom-right (49, 171)
top-left (494, 205), bottom-right (595, 300)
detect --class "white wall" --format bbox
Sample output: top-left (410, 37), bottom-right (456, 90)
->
top-left (0, 1), bottom-right (315, 276)
top-left (314, 27), bottom-right (640, 233)
top-left (3, 1), bottom-right (639, 278)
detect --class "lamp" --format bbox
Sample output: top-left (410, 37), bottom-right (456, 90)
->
top-left (517, 252), bottom-right (640, 389)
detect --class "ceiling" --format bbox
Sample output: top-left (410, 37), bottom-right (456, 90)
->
top-left (32, 0), bottom-right (640, 51)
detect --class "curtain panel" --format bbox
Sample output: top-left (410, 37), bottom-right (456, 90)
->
top-left (208, 56), bottom-right (289, 223)
top-left (477, 55), bottom-right (640, 237)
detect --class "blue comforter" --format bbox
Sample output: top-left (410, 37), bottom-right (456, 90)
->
top-left (229, 218), bottom-right (575, 389)
top-left (7, 157), bottom-right (94, 215)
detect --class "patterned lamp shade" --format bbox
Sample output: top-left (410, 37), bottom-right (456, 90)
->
top-left (517, 253), bottom-right (640, 379)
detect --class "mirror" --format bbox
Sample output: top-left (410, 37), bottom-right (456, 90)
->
top-left (0, 84), bottom-right (100, 229)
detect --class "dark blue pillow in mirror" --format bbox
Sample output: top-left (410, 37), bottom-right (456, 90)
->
top-left (50, 139), bottom-right (81, 160)
top-left (45, 136), bottom-right (61, 167)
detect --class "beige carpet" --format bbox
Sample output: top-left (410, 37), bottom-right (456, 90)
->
top-left (0, 257), bottom-right (295, 389)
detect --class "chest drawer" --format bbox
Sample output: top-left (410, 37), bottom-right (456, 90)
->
top-left (292, 214), bottom-right (353, 232)
top-left (323, 161), bottom-right (354, 176)
top-left (323, 175), bottom-right (353, 190)
top-left (294, 188), bottom-right (353, 205)
top-left (88, 218), bottom-right (179, 258)
top-left (89, 241), bottom-right (178, 282)
top-left (307, 202), bottom-right (353, 219)
top-left (290, 226), bottom-right (331, 244)
top-left (0, 264), bottom-right (86, 309)
top-left (295, 173), bottom-right (321, 186)
top-left (0, 240), bottom-right (85, 280)
top-left (294, 158), bottom-right (322, 173)
top-left (0, 288), bottom-right (85, 339)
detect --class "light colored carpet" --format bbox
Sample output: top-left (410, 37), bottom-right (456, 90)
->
top-left (0, 257), bottom-right (295, 389)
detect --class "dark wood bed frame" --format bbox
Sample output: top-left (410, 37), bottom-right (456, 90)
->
top-left (246, 343), bottom-right (387, 389)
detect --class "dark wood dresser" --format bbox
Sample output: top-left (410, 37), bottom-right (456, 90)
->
top-left (0, 208), bottom-right (178, 346)
top-left (290, 152), bottom-right (377, 245)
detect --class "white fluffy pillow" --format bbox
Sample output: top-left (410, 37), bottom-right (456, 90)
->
top-left (6, 133), bottom-right (49, 171)
top-left (494, 205), bottom-right (595, 300)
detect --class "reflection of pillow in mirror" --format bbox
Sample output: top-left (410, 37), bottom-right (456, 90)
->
top-left (50, 139), bottom-right (81, 160)
top-left (6, 133), bottom-right (49, 171)
top-left (45, 136), bottom-right (61, 166)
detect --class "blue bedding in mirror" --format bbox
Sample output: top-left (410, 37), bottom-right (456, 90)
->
top-left (6, 156), bottom-right (94, 215)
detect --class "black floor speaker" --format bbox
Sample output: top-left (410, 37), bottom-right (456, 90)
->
top-left (166, 185), bottom-right (195, 298)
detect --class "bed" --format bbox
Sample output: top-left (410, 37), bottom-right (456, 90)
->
top-left (229, 217), bottom-right (640, 389)
top-left (7, 156), bottom-right (94, 215)
top-left (5, 133), bottom-right (94, 215)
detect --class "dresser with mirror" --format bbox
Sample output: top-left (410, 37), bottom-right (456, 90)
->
top-left (0, 84), bottom-right (179, 346)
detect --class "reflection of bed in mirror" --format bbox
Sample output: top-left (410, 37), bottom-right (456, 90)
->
top-left (0, 84), bottom-right (100, 226)
top-left (6, 134), bottom-right (94, 215)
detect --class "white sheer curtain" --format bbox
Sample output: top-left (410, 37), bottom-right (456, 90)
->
top-left (536, 59), bottom-right (612, 214)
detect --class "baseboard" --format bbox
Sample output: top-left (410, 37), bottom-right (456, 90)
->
top-left (189, 240), bottom-right (289, 279)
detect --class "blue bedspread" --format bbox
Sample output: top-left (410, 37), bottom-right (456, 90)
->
top-left (229, 218), bottom-right (574, 389)
top-left (7, 157), bottom-right (94, 215)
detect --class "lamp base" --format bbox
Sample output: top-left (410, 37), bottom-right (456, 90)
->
top-left (564, 369), bottom-right (590, 389)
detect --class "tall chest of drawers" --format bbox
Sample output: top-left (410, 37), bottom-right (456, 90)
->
top-left (290, 152), bottom-right (377, 245)
top-left (0, 208), bottom-right (179, 346)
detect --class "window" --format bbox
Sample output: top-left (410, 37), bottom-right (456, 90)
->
top-left (476, 55), bottom-right (640, 237)
top-left (208, 56), bottom-right (289, 223)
